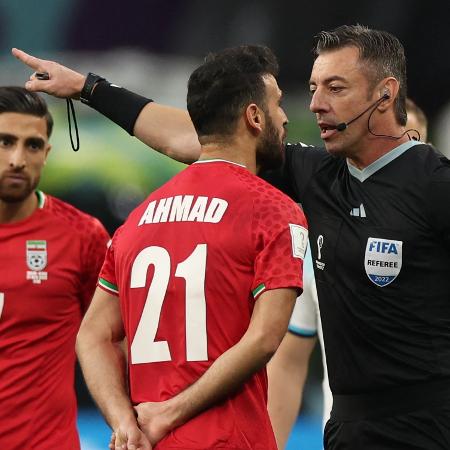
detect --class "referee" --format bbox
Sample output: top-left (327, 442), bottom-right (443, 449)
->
top-left (13, 24), bottom-right (450, 449)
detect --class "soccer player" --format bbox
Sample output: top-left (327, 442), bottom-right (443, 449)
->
top-left (13, 25), bottom-right (450, 449)
top-left (406, 97), bottom-right (428, 142)
top-left (75, 45), bottom-right (307, 450)
top-left (0, 86), bottom-right (109, 449)
top-left (267, 245), bottom-right (331, 449)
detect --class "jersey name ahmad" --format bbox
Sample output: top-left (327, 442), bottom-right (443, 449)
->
top-left (138, 195), bottom-right (228, 225)
top-left (365, 237), bottom-right (403, 287)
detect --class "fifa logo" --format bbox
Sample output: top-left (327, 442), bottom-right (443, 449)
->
top-left (368, 240), bottom-right (398, 254)
top-left (315, 235), bottom-right (325, 271)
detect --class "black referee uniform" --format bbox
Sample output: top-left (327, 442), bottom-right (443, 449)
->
top-left (280, 140), bottom-right (450, 449)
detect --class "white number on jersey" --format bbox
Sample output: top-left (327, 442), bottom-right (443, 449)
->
top-left (130, 244), bottom-right (208, 364)
top-left (0, 293), bottom-right (4, 319)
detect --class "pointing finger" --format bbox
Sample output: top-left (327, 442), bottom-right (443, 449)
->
top-left (12, 48), bottom-right (46, 71)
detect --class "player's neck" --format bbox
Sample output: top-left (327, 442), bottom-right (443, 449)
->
top-left (199, 144), bottom-right (256, 174)
top-left (0, 191), bottom-right (39, 224)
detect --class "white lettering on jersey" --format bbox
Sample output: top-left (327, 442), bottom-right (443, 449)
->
top-left (169, 195), bottom-right (194, 222)
top-left (289, 224), bottom-right (308, 259)
top-left (25, 240), bottom-right (48, 284)
top-left (187, 196), bottom-right (208, 222)
top-left (138, 195), bottom-right (228, 225)
top-left (153, 197), bottom-right (173, 223)
top-left (365, 237), bottom-right (403, 287)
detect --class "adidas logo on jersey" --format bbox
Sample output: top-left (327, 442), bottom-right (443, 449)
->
top-left (350, 203), bottom-right (366, 218)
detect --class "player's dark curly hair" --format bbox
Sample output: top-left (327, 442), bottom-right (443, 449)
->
top-left (0, 86), bottom-right (53, 137)
top-left (313, 24), bottom-right (407, 126)
top-left (187, 45), bottom-right (279, 141)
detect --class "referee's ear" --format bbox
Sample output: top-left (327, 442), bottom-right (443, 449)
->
top-left (376, 77), bottom-right (398, 113)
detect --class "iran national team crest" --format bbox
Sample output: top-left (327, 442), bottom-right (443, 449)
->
top-left (365, 237), bottom-right (402, 287)
top-left (26, 240), bottom-right (48, 284)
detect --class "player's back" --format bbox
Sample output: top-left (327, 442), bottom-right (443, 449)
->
top-left (108, 160), bottom-right (300, 449)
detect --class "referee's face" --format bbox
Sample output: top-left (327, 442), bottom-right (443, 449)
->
top-left (309, 45), bottom-right (374, 158)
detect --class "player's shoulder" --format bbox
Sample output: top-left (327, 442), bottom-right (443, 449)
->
top-left (286, 141), bottom-right (317, 150)
top-left (248, 176), bottom-right (307, 228)
top-left (43, 192), bottom-right (108, 238)
top-left (230, 165), bottom-right (296, 206)
top-left (285, 141), bottom-right (327, 155)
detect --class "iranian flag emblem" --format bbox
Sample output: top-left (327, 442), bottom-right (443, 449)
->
top-left (26, 240), bottom-right (47, 271)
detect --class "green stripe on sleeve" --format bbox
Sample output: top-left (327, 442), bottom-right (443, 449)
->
top-left (252, 283), bottom-right (266, 298)
top-left (98, 278), bottom-right (119, 294)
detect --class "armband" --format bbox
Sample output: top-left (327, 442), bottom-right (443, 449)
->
top-left (83, 76), bottom-right (153, 136)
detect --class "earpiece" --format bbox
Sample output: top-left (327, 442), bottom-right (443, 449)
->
top-left (382, 89), bottom-right (390, 99)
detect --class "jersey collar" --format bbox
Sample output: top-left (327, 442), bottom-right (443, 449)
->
top-left (193, 159), bottom-right (246, 169)
top-left (347, 141), bottom-right (423, 182)
top-left (36, 190), bottom-right (46, 209)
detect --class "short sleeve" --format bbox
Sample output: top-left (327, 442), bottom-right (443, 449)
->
top-left (288, 245), bottom-right (319, 337)
top-left (251, 187), bottom-right (308, 299)
top-left (97, 227), bottom-right (122, 296)
top-left (79, 217), bottom-right (110, 312)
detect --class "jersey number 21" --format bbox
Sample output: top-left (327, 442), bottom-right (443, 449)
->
top-left (130, 244), bottom-right (207, 364)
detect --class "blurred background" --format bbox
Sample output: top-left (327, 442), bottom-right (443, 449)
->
top-left (1, 0), bottom-right (449, 448)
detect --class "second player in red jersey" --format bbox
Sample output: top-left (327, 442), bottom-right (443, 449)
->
top-left (0, 87), bottom-right (109, 449)
top-left (0, 192), bottom-right (109, 449)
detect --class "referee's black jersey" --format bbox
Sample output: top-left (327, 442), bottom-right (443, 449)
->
top-left (282, 140), bottom-right (450, 395)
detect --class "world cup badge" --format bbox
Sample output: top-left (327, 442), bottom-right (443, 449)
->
top-left (26, 240), bottom-right (48, 284)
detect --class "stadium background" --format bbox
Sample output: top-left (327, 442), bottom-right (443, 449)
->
top-left (1, 1), bottom-right (449, 448)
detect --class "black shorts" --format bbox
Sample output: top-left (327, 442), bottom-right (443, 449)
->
top-left (324, 405), bottom-right (450, 450)
top-left (325, 378), bottom-right (450, 449)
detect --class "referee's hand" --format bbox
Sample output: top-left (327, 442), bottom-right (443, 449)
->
top-left (11, 48), bottom-right (86, 100)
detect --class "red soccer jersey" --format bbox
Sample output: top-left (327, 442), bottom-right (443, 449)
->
top-left (0, 190), bottom-right (109, 450)
top-left (99, 161), bottom-right (307, 450)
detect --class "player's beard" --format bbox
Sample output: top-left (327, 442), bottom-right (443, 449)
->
top-left (256, 114), bottom-right (285, 172)
top-left (0, 172), bottom-right (38, 203)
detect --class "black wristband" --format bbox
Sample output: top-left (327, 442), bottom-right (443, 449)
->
top-left (88, 82), bottom-right (153, 136)
top-left (80, 72), bottom-right (106, 105)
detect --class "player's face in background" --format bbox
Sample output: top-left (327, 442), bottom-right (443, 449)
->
top-left (256, 74), bottom-right (288, 171)
top-left (406, 111), bottom-right (427, 142)
top-left (309, 46), bottom-right (379, 158)
top-left (0, 112), bottom-right (51, 203)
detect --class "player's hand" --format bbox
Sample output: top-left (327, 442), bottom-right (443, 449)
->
top-left (11, 48), bottom-right (86, 99)
top-left (109, 424), bottom-right (152, 450)
top-left (134, 401), bottom-right (175, 446)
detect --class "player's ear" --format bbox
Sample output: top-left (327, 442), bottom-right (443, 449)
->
top-left (245, 103), bottom-right (263, 135)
